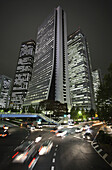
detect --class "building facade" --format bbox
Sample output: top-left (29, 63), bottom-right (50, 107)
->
top-left (92, 69), bottom-right (102, 102)
top-left (11, 40), bottom-right (36, 109)
top-left (0, 75), bottom-right (12, 108)
top-left (67, 29), bottom-right (95, 110)
top-left (24, 6), bottom-right (70, 111)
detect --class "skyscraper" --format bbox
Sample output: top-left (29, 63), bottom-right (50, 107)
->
top-left (24, 6), bottom-right (70, 112)
top-left (11, 40), bottom-right (36, 109)
top-left (68, 29), bottom-right (95, 110)
top-left (0, 75), bottom-right (12, 108)
top-left (92, 69), bottom-right (102, 102)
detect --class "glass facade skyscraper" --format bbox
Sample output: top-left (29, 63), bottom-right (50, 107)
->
top-left (0, 75), bottom-right (12, 108)
top-left (11, 40), bottom-right (36, 109)
top-left (24, 6), bottom-right (70, 110)
top-left (68, 29), bottom-right (95, 110)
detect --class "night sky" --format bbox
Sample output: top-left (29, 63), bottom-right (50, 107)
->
top-left (0, 0), bottom-right (112, 80)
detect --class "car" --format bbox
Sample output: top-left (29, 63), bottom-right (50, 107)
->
top-left (38, 140), bottom-right (53, 155)
top-left (3, 125), bottom-right (9, 130)
top-left (82, 125), bottom-right (89, 131)
top-left (50, 127), bottom-right (57, 133)
top-left (107, 122), bottom-right (112, 128)
top-left (27, 125), bottom-right (35, 131)
top-left (28, 149), bottom-right (39, 170)
top-left (0, 128), bottom-right (9, 137)
top-left (75, 127), bottom-right (83, 133)
top-left (37, 124), bottom-right (43, 129)
top-left (83, 132), bottom-right (93, 140)
top-left (12, 140), bottom-right (35, 163)
top-left (56, 130), bottom-right (67, 137)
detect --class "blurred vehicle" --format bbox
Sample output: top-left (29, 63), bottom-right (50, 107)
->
top-left (35, 136), bottom-right (42, 143)
top-left (75, 127), bottom-right (83, 133)
top-left (0, 128), bottom-right (9, 137)
top-left (107, 122), bottom-right (112, 128)
top-left (12, 140), bottom-right (35, 163)
top-left (82, 125), bottom-right (89, 131)
top-left (57, 125), bottom-right (63, 130)
top-left (83, 132), bottom-right (93, 140)
top-left (69, 128), bottom-right (76, 134)
top-left (50, 127), bottom-right (57, 133)
top-left (27, 125), bottom-right (35, 131)
top-left (56, 130), bottom-right (67, 137)
top-left (39, 140), bottom-right (53, 155)
top-left (37, 124), bottom-right (42, 129)
top-left (3, 125), bottom-right (9, 130)
top-left (28, 149), bottom-right (39, 170)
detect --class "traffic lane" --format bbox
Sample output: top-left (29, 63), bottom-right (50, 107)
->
top-left (0, 120), bottom-right (18, 128)
top-left (54, 135), bottom-right (112, 170)
top-left (0, 127), bottom-right (29, 170)
top-left (2, 128), bottom-right (55, 170)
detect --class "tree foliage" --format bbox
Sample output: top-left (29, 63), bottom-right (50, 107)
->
top-left (96, 63), bottom-right (112, 120)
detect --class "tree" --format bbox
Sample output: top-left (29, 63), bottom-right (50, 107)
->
top-left (28, 104), bottom-right (35, 113)
top-left (96, 63), bottom-right (112, 121)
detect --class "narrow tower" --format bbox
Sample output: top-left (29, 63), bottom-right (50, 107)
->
top-left (24, 6), bottom-right (70, 113)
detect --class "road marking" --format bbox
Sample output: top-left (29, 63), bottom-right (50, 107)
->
top-left (54, 152), bottom-right (56, 156)
top-left (103, 153), bottom-right (108, 159)
top-left (52, 158), bottom-right (55, 163)
top-left (94, 145), bottom-right (99, 149)
top-left (21, 140), bottom-right (24, 144)
top-left (56, 145), bottom-right (58, 147)
top-left (14, 147), bottom-right (17, 151)
top-left (73, 136), bottom-right (82, 140)
top-left (97, 149), bottom-right (103, 153)
top-left (55, 148), bottom-right (57, 151)
top-left (92, 142), bottom-right (97, 145)
top-left (51, 166), bottom-right (55, 170)
top-left (25, 136), bottom-right (28, 139)
top-left (110, 161), bottom-right (112, 167)
top-left (49, 137), bottom-right (52, 139)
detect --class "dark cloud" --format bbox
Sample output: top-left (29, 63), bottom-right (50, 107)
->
top-left (0, 0), bottom-right (112, 79)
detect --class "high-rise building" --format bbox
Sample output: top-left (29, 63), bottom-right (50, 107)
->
top-left (11, 40), bottom-right (36, 109)
top-left (24, 6), bottom-right (70, 112)
top-left (92, 69), bottom-right (102, 102)
top-left (67, 29), bottom-right (95, 110)
top-left (0, 75), bottom-right (12, 108)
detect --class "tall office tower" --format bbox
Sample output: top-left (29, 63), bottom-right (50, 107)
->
top-left (11, 40), bottom-right (36, 110)
top-left (68, 29), bottom-right (95, 110)
top-left (24, 6), bottom-right (70, 113)
top-left (92, 69), bottom-right (102, 102)
top-left (0, 75), bottom-right (12, 108)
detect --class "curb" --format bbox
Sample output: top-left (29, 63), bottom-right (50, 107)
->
top-left (91, 126), bottom-right (112, 168)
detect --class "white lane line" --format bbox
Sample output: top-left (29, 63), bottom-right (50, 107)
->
top-left (73, 136), bottom-right (82, 140)
top-left (49, 137), bottom-right (52, 139)
top-left (52, 158), bottom-right (55, 163)
top-left (25, 136), bottom-right (28, 139)
top-left (56, 145), bottom-right (58, 147)
top-left (55, 148), bottom-right (57, 151)
top-left (51, 166), bottom-right (55, 170)
top-left (21, 140), bottom-right (24, 144)
top-left (14, 147), bottom-right (17, 151)
top-left (54, 152), bottom-right (56, 156)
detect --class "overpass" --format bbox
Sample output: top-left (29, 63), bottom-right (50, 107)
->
top-left (0, 112), bottom-right (59, 125)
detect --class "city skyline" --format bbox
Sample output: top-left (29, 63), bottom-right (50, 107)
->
top-left (0, 0), bottom-right (112, 79)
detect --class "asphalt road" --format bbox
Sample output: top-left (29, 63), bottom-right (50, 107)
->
top-left (0, 122), bottom-right (111, 170)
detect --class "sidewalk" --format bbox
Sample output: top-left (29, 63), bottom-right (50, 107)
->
top-left (91, 124), bottom-right (112, 168)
